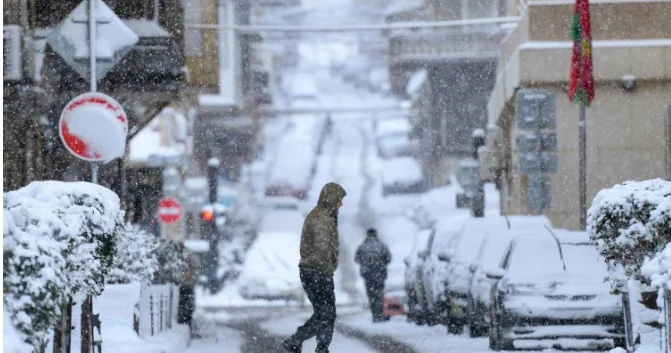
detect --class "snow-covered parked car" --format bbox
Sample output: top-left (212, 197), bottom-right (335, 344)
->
top-left (418, 218), bottom-right (464, 326)
top-left (237, 230), bottom-right (305, 302)
top-left (404, 229), bottom-right (433, 324)
top-left (441, 216), bottom-right (551, 334)
top-left (376, 117), bottom-right (412, 159)
top-left (487, 232), bottom-right (625, 351)
top-left (382, 157), bottom-right (425, 196)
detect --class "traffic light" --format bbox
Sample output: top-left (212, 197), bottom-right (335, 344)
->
top-left (200, 206), bottom-right (216, 240)
top-left (201, 208), bottom-right (213, 222)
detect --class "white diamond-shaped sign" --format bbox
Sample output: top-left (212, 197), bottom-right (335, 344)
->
top-left (46, 0), bottom-right (139, 82)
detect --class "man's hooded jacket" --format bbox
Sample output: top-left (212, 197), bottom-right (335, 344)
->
top-left (299, 182), bottom-right (347, 276)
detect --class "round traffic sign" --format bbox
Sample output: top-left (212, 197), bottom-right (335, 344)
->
top-left (59, 92), bottom-right (128, 163)
top-left (157, 197), bottom-right (183, 224)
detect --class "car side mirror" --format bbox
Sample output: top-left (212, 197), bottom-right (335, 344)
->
top-left (438, 252), bottom-right (451, 262)
top-left (485, 268), bottom-right (505, 280)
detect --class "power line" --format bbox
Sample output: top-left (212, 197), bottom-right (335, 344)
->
top-left (185, 16), bottom-right (521, 33)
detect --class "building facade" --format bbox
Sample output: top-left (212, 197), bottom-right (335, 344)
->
top-left (386, 0), bottom-right (512, 186)
top-left (485, 0), bottom-right (671, 230)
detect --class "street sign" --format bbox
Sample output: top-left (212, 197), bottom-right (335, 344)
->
top-left (59, 92), bottom-right (128, 162)
top-left (516, 90), bottom-right (556, 130)
top-left (517, 132), bottom-right (558, 154)
top-left (157, 197), bottom-right (183, 224)
top-left (46, 0), bottom-right (138, 82)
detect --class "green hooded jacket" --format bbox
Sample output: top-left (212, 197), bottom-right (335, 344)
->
top-left (298, 182), bottom-right (347, 276)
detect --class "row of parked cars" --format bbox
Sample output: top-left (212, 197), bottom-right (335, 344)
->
top-left (404, 216), bottom-right (626, 350)
top-left (265, 74), bottom-right (329, 200)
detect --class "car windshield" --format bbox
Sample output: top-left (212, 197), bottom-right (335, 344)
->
top-left (479, 234), bottom-right (513, 269)
top-left (562, 244), bottom-right (609, 277)
top-left (508, 237), bottom-right (564, 277)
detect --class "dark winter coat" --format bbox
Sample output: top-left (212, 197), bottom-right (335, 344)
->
top-left (355, 235), bottom-right (392, 281)
top-left (299, 182), bottom-right (347, 276)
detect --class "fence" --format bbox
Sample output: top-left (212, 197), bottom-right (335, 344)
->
top-left (621, 288), bottom-right (671, 353)
top-left (134, 284), bottom-right (180, 339)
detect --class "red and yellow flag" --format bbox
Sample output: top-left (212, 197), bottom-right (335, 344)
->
top-left (568, 0), bottom-right (594, 105)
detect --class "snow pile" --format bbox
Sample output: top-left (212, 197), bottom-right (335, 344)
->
top-left (588, 179), bottom-right (671, 284)
top-left (3, 181), bottom-right (124, 348)
top-left (3, 308), bottom-right (32, 353)
top-left (107, 224), bottom-right (160, 285)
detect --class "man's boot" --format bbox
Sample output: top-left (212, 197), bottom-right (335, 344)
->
top-left (281, 338), bottom-right (302, 353)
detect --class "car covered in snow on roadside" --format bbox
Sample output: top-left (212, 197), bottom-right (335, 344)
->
top-left (404, 229), bottom-right (433, 324)
top-left (237, 232), bottom-right (305, 303)
top-left (487, 231), bottom-right (625, 351)
top-left (382, 157), bottom-right (425, 196)
top-left (441, 216), bottom-right (551, 334)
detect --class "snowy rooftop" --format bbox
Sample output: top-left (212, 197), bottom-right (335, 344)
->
top-left (128, 107), bottom-right (188, 167)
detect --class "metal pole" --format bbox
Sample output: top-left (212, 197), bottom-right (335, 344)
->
top-left (579, 103), bottom-right (587, 229)
top-left (84, 2), bottom-right (97, 353)
top-left (89, 0), bottom-right (97, 92)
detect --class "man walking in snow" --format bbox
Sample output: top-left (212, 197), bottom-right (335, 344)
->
top-left (282, 182), bottom-right (347, 353)
top-left (355, 228), bottom-right (392, 323)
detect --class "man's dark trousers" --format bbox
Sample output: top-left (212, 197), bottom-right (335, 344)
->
top-left (291, 268), bottom-right (336, 349)
top-left (363, 276), bottom-right (385, 321)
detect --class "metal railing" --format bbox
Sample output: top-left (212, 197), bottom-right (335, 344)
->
top-left (135, 284), bottom-right (180, 339)
top-left (388, 28), bottom-right (504, 64)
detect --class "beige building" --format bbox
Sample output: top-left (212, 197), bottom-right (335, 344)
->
top-left (485, 0), bottom-right (671, 230)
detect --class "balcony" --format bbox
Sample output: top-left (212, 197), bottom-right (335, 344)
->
top-left (388, 27), bottom-right (506, 66)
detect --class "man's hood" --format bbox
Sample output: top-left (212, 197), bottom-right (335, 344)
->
top-left (317, 182), bottom-right (347, 209)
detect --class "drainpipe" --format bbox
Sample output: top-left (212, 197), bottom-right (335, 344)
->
top-left (217, 0), bottom-right (236, 102)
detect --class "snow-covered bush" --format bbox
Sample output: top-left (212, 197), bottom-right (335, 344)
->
top-left (3, 181), bottom-right (124, 348)
top-left (3, 210), bottom-right (67, 349)
top-left (153, 235), bottom-right (189, 284)
top-left (107, 224), bottom-right (160, 285)
top-left (3, 308), bottom-right (33, 353)
top-left (642, 243), bottom-right (671, 289)
top-left (588, 179), bottom-right (671, 285)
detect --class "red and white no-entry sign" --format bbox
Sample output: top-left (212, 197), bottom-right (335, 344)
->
top-left (59, 92), bottom-right (128, 163)
top-left (157, 197), bottom-right (183, 224)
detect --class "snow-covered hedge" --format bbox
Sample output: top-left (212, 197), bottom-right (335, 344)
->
top-left (3, 209), bottom-right (67, 349)
top-left (3, 308), bottom-right (33, 353)
top-left (107, 224), bottom-right (160, 285)
top-left (3, 181), bottom-right (124, 349)
top-left (588, 179), bottom-right (671, 285)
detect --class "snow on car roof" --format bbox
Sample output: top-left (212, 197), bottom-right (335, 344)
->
top-left (376, 117), bottom-right (411, 137)
top-left (382, 157), bottom-right (423, 185)
top-left (451, 216), bottom-right (551, 262)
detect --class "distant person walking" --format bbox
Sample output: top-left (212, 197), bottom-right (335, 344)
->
top-left (355, 228), bottom-right (392, 323)
top-left (282, 182), bottom-right (347, 353)
top-left (178, 242), bottom-right (201, 338)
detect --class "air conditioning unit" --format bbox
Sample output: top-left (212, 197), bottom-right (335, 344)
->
top-left (4, 25), bottom-right (22, 82)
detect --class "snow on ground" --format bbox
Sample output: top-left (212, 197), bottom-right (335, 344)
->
top-left (340, 311), bottom-right (489, 353)
top-left (260, 311), bottom-right (376, 353)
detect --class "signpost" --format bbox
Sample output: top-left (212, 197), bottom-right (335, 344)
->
top-left (516, 89), bottom-right (557, 213)
top-left (51, 1), bottom-right (138, 352)
top-left (157, 197), bottom-right (184, 225)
